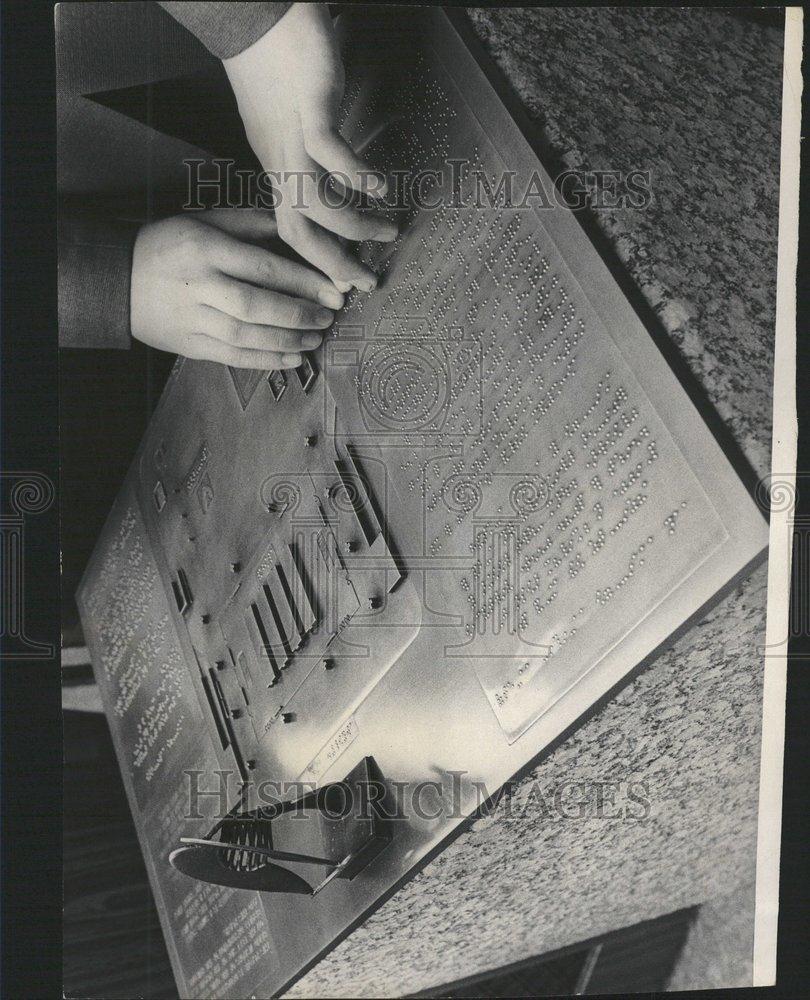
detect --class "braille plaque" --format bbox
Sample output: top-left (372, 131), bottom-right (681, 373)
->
top-left (77, 9), bottom-right (767, 997)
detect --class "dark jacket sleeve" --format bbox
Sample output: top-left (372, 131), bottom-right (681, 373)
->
top-left (158, 2), bottom-right (293, 59)
top-left (58, 209), bottom-right (141, 350)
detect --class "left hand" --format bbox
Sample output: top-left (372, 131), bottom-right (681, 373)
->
top-left (130, 208), bottom-right (343, 369)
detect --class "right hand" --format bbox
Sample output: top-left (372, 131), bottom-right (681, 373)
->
top-left (130, 209), bottom-right (344, 368)
top-left (223, 2), bottom-right (397, 292)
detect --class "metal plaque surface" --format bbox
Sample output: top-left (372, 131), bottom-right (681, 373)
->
top-left (77, 9), bottom-right (768, 997)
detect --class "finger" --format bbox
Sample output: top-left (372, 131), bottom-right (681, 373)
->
top-left (212, 237), bottom-right (345, 310)
top-left (201, 306), bottom-right (324, 353)
top-left (277, 210), bottom-right (378, 291)
top-left (300, 179), bottom-right (398, 243)
top-left (184, 333), bottom-right (301, 370)
top-left (205, 276), bottom-right (336, 329)
top-left (276, 146), bottom-right (395, 242)
top-left (196, 208), bottom-right (278, 242)
top-left (302, 124), bottom-right (388, 198)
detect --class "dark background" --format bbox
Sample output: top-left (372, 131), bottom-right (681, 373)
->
top-left (1, 2), bottom-right (808, 999)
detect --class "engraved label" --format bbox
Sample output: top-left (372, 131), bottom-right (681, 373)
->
top-left (185, 898), bottom-right (274, 996)
top-left (255, 543), bottom-right (277, 582)
top-left (81, 502), bottom-right (205, 806)
top-left (183, 442), bottom-right (209, 495)
top-left (301, 716), bottom-right (360, 779)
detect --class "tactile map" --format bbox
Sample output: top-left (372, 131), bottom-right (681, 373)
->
top-left (77, 9), bottom-right (768, 997)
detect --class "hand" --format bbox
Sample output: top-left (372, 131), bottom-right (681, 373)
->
top-left (223, 3), bottom-right (397, 292)
top-left (130, 209), bottom-right (344, 368)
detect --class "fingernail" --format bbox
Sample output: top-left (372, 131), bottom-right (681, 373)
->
top-left (283, 352), bottom-right (302, 367)
top-left (376, 221), bottom-right (398, 242)
top-left (303, 332), bottom-right (322, 349)
top-left (333, 279), bottom-right (352, 294)
top-left (316, 307), bottom-right (334, 326)
top-left (318, 287), bottom-right (345, 310)
top-left (355, 276), bottom-right (377, 293)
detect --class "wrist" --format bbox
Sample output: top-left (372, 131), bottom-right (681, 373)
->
top-left (129, 222), bottom-right (154, 345)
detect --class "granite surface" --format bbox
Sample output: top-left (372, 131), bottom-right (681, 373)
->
top-left (287, 8), bottom-right (782, 996)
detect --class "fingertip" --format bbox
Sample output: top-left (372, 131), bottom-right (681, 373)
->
top-left (318, 286), bottom-right (345, 310)
top-left (375, 220), bottom-right (398, 242)
top-left (282, 352), bottom-right (303, 367)
top-left (302, 332), bottom-right (323, 350)
top-left (354, 274), bottom-right (378, 293)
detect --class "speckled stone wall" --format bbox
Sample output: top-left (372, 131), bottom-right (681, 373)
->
top-left (287, 8), bottom-right (782, 996)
